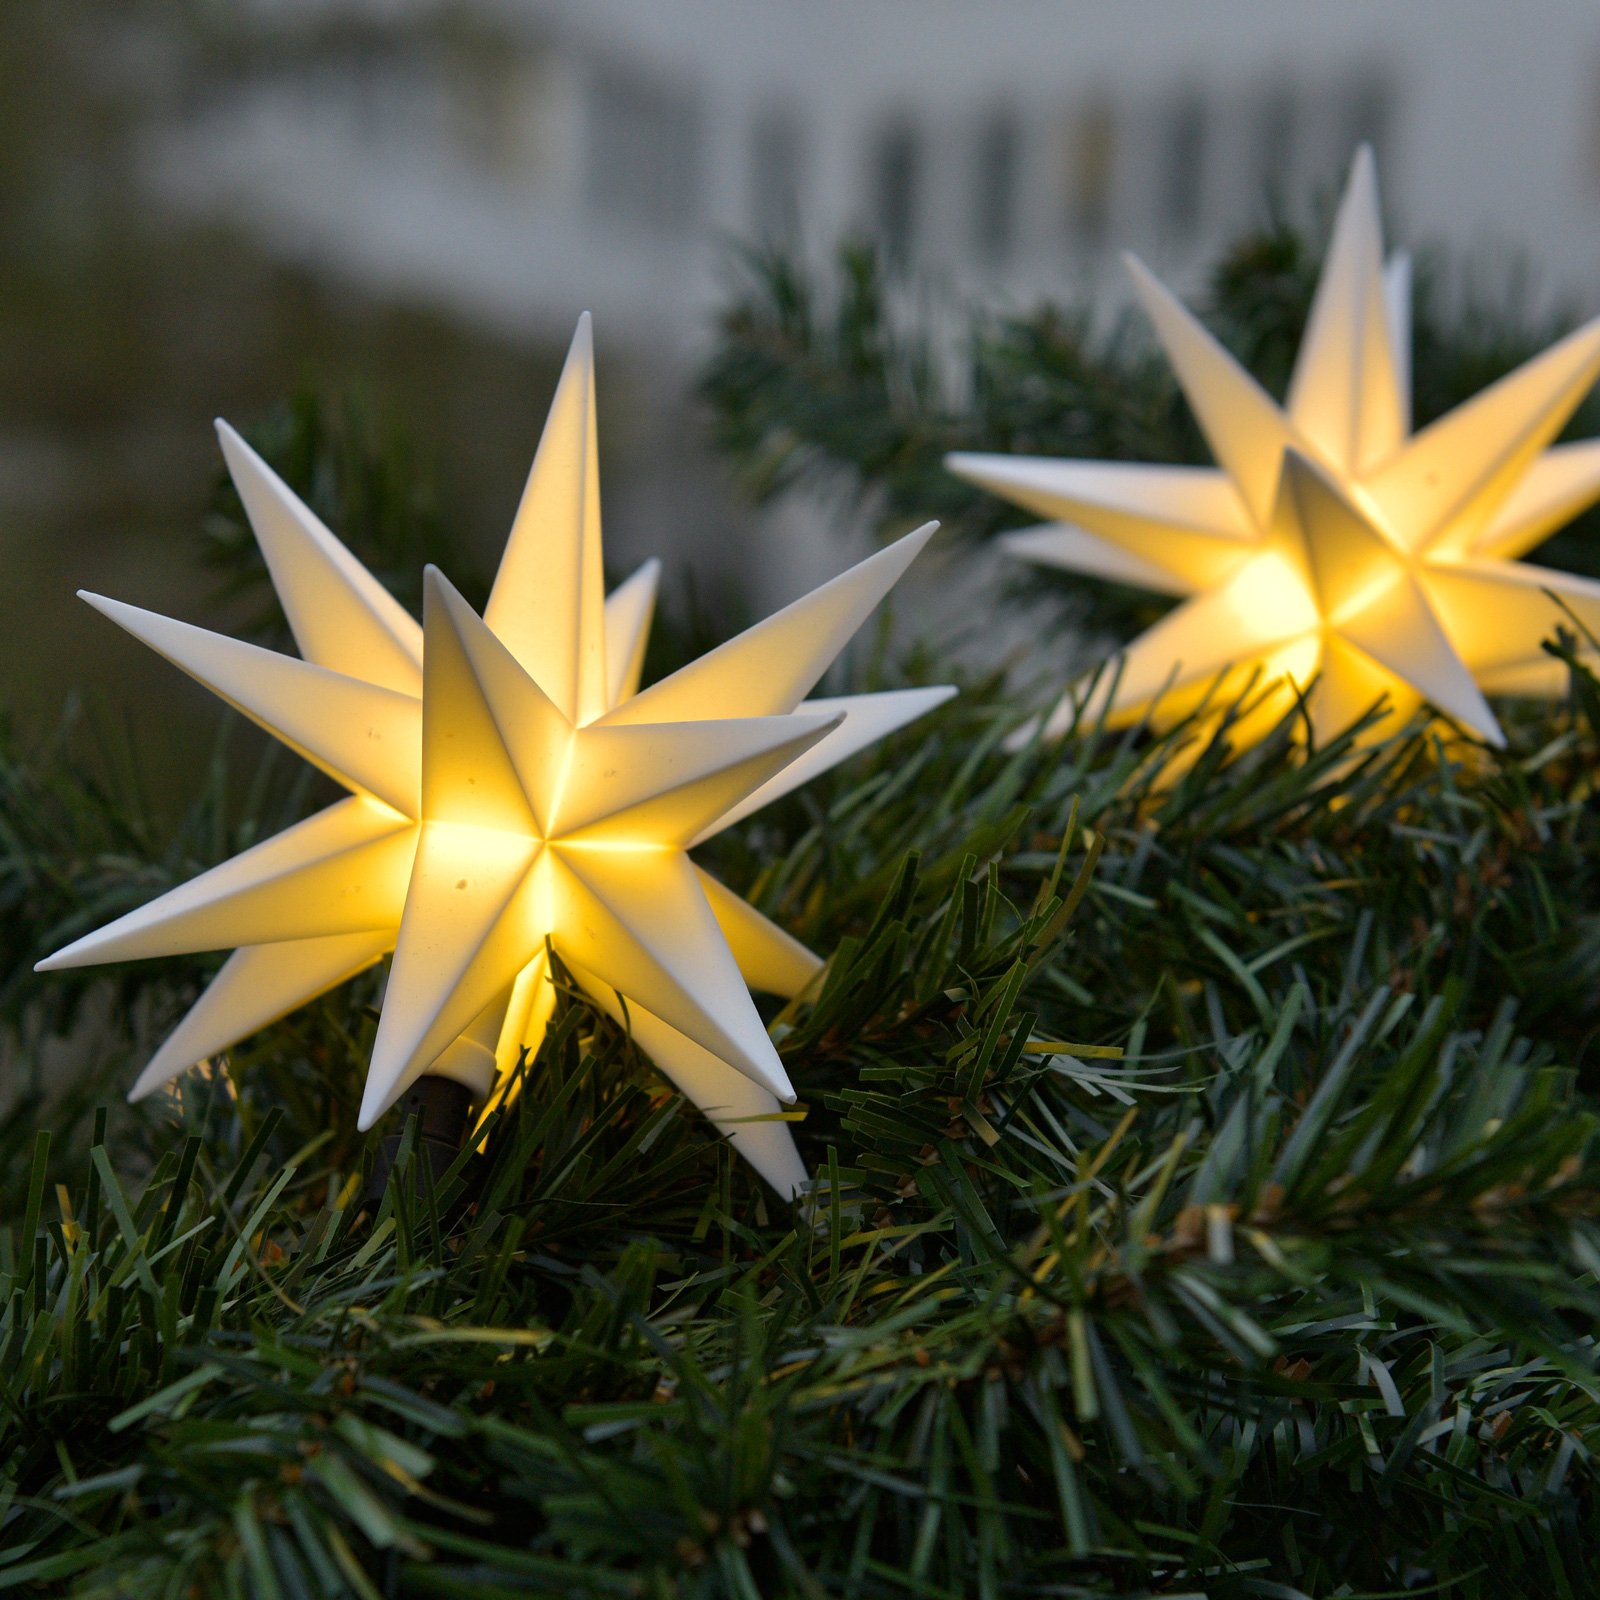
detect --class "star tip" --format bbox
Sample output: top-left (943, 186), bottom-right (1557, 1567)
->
top-left (1001, 718), bottom-right (1044, 753)
top-left (420, 564), bottom-right (454, 604)
top-left (1566, 312), bottom-right (1600, 354)
top-left (944, 451), bottom-right (991, 484)
top-left (625, 554), bottom-right (664, 590)
top-left (213, 419), bottom-right (257, 475)
top-left (80, 590), bottom-right (142, 626)
top-left (747, 1055), bottom-right (798, 1104)
top-left (126, 1074), bottom-right (160, 1104)
top-left (1344, 144), bottom-right (1381, 211)
top-left (356, 1053), bottom-right (405, 1131)
top-left (1121, 252), bottom-right (1175, 312)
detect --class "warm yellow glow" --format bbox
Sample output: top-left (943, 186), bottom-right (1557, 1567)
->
top-left (38, 316), bottom-right (955, 1197)
top-left (1223, 552), bottom-right (1320, 639)
top-left (950, 146), bottom-right (1600, 752)
top-left (1264, 634), bottom-right (1326, 697)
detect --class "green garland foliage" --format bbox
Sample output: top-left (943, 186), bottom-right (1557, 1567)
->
top-left (7, 232), bottom-right (1600, 1595)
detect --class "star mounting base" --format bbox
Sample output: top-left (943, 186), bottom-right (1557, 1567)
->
top-left (362, 1073), bottom-right (475, 1209)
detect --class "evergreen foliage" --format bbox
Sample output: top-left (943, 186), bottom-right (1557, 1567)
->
top-left (7, 226), bottom-right (1600, 1596)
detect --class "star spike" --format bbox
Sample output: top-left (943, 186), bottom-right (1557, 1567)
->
top-left (690, 686), bottom-right (957, 844)
top-left (564, 961), bottom-right (809, 1199)
top-left (1285, 144), bottom-right (1406, 474)
top-left (603, 558), bottom-right (660, 706)
top-left (549, 848), bottom-right (797, 1103)
top-left (999, 523), bottom-right (1199, 598)
top-left (600, 522), bottom-right (938, 726)
top-left (696, 866), bottom-right (824, 998)
top-left (216, 421), bottom-right (424, 694)
top-left (421, 567), bottom-right (566, 836)
top-left (1306, 635), bottom-right (1421, 747)
top-left (554, 712), bottom-right (841, 845)
top-left (36, 797), bottom-right (416, 969)
top-left (1279, 448), bottom-right (1404, 625)
top-left (1421, 556), bottom-right (1600, 679)
top-left (1366, 314), bottom-right (1600, 557)
top-left (129, 931), bottom-right (394, 1100)
top-left (1383, 251), bottom-right (1414, 436)
top-left (360, 822), bottom-right (542, 1128)
top-left (1473, 439), bottom-right (1600, 561)
top-left (947, 453), bottom-right (1252, 596)
top-left (484, 314), bottom-right (608, 724)
top-left (429, 985), bottom-right (517, 1097)
top-left (493, 950), bottom-right (552, 1087)
top-left (1122, 251), bottom-right (1293, 524)
top-left (79, 593), bottom-right (421, 816)
top-left (1338, 574), bottom-right (1502, 746)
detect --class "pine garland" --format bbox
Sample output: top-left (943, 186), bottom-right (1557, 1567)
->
top-left (6, 230), bottom-right (1600, 1596)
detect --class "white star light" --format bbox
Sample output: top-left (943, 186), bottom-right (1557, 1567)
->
top-left (951, 148), bottom-right (1600, 750)
top-left (39, 317), bottom-right (953, 1195)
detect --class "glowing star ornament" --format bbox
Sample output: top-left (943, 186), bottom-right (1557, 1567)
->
top-left (949, 147), bottom-right (1600, 751)
top-left (38, 315), bottom-right (952, 1197)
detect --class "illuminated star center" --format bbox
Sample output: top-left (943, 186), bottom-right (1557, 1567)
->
top-left (361, 568), bottom-right (842, 1130)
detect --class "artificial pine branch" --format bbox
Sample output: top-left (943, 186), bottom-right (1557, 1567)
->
top-left (8, 228), bottom-right (1600, 1594)
top-left (7, 656), bottom-right (1600, 1595)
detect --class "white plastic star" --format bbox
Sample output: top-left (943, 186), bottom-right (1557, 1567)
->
top-left (950, 148), bottom-right (1600, 750)
top-left (39, 317), bottom-right (952, 1195)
